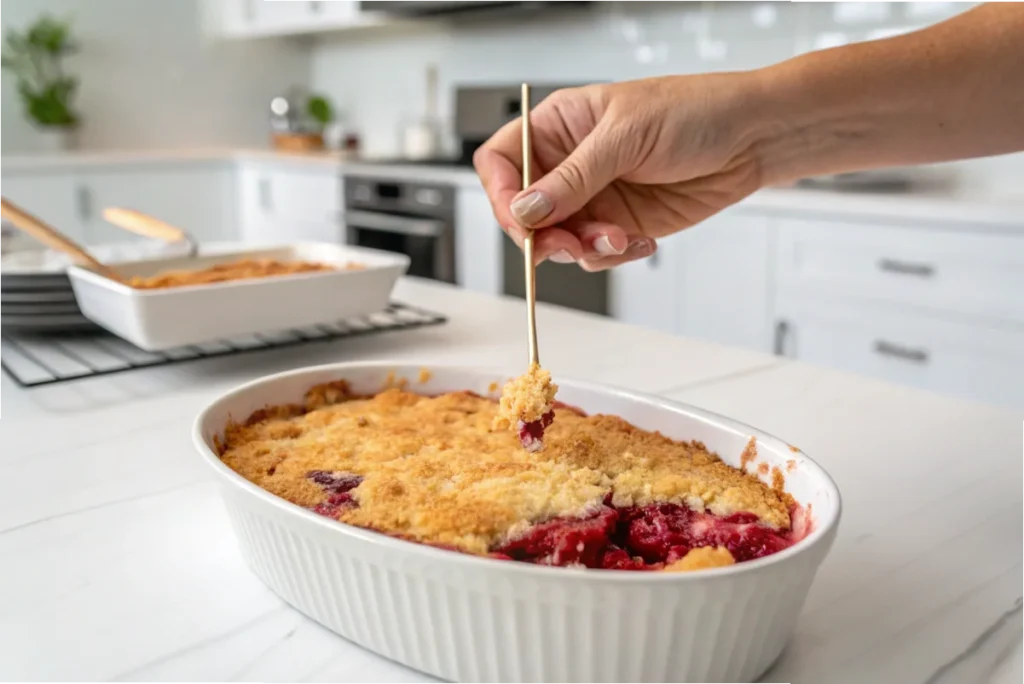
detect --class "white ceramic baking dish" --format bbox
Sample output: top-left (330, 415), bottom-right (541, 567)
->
top-left (193, 363), bottom-right (842, 683)
top-left (67, 243), bottom-right (409, 351)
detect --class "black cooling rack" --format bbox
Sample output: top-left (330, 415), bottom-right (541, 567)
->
top-left (1, 302), bottom-right (446, 388)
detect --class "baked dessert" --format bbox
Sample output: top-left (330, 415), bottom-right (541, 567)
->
top-left (493, 363), bottom-right (558, 451)
top-left (129, 258), bottom-right (362, 289)
top-left (217, 380), bottom-right (809, 571)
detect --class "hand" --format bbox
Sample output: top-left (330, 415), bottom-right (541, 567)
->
top-left (473, 74), bottom-right (768, 271)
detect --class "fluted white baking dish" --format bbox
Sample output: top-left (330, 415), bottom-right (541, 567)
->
top-left (194, 362), bottom-right (842, 683)
top-left (67, 243), bottom-right (409, 351)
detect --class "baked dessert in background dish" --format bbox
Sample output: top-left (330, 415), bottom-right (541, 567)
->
top-left (494, 364), bottom-right (558, 451)
top-left (216, 380), bottom-right (811, 571)
top-left (128, 258), bottom-right (362, 289)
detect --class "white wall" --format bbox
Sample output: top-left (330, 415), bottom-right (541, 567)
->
top-left (1, 0), bottom-right (310, 152)
top-left (308, 0), bottom-right (1022, 191)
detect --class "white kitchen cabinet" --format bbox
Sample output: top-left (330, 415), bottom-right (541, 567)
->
top-left (454, 185), bottom-right (502, 295)
top-left (211, 0), bottom-right (388, 38)
top-left (609, 208), bottom-right (773, 349)
top-left (1, 172), bottom-right (86, 242)
top-left (238, 163), bottom-right (344, 245)
top-left (776, 294), bottom-right (1024, 409)
top-left (79, 165), bottom-right (237, 245)
top-left (609, 235), bottom-right (679, 333)
top-left (772, 210), bottom-right (1024, 408)
top-left (676, 209), bottom-right (774, 352)
top-left (776, 216), bottom-right (1024, 325)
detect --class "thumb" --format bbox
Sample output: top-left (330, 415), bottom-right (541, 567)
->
top-left (510, 124), bottom-right (624, 228)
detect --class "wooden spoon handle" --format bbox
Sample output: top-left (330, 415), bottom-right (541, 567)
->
top-left (0, 197), bottom-right (121, 281)
top-left (102, 207), bottom-right (191, 244)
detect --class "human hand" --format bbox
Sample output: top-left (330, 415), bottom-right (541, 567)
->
top-left (473, 74), bottom-right (769, 271)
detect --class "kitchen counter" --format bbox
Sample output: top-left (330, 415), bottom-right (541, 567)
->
top-left (4, 148), bottom-right (1024, 224)
top-left (0, 278), bottom-right (1020, 683)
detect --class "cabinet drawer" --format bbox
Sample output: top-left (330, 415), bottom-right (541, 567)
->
top-left (777, 218), bottom-right (1024, 324)
top-left (779, 298), bottom-right (1024, 408)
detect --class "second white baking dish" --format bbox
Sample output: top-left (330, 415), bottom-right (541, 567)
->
top-left (67, 243), bottom-right (409, 351)
top-left (194, 362), bottom-right (842, 683)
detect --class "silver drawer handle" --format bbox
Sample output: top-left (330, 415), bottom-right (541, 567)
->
top-left (878, 258), bottom-right (935, 278)
top-left (874, 340), bottom-right (929, 364)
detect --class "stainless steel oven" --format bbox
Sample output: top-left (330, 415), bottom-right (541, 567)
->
top-left (345, 83), bottom-right (610, 315)
top-left (344, 177), bottom-right (456, 283)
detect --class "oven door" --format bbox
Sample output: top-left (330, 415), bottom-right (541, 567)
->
top-left (360, 2), bottom-right (551, 16)
top-left (362, 0), bottom-right (520, 13)
top-left (344, 209), bottom-right (455, 283)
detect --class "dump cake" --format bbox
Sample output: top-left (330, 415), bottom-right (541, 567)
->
top-left (217, 380), bottom-right (808, 571)
top-left (494, 364), bottom-right (558, 451)
top-left (129, 258), bottom-right (362, 289)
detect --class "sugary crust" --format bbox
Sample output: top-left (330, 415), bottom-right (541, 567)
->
top-left (218, 381), bottom-right (794, 555)
top-left (128, 258), bottom-right (358, 289)
top-left (493, 364), bottom-right (558, 430)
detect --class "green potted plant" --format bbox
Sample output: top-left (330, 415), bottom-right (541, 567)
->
top-left (1, 14), bottom-right (80, 152)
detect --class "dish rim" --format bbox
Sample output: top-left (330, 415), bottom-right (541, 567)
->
top-left (67, 242), bottom-right (410, 297)
top-left (193, 361), bottom-right (842, 583)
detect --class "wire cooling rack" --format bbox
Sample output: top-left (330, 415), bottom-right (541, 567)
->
top-left (1, 302), bottom-right (446, 388)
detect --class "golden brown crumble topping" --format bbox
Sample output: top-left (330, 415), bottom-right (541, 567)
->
top-left (128, 258), bottom-right (359, 289)
top-left (664, 547), bottom-right (735, 572)
top-left (493, 363), bottom-right (558, 430)
top-left (739, 437), bottom-right (758, 471)
top-left (217, 380), bottom-right (794, 557)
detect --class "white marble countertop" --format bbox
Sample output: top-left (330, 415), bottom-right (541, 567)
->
top-left (0, 278), bottom-right (1021, 683)
top-left (4, 147), bottom-right (1024, 226)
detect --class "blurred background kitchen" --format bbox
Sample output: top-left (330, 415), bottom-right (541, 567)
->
top-left (1, 0), bottom-right (1022, 409)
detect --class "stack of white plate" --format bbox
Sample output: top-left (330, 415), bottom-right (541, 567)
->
top-left (1, 241), bottom-right (192, 334)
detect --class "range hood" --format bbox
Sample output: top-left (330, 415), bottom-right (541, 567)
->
top-left (359, 2), bottom-right (584, 17)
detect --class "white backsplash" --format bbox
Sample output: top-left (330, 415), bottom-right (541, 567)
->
top-left (309, 0), bottom-right (1021, 192)
top-left (311, 2), bottom-right (942, 155)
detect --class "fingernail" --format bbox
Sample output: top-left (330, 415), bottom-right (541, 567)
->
top-left (510, 191), bottom-right (553, 226)
top-left (593, 235), bottom-right (625, 256)
top-left (548, 250), bottom-right (575, 264)
top-left (627, 238), bottom-right (656, 256)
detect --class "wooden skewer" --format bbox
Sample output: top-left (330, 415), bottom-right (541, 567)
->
top-left (521, 82), bottom-right (540, 367)
top-left (0, 197), bottom-right (123, 282)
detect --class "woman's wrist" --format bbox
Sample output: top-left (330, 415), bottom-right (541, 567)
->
top-left (743, 55), bottom-right (881, 187)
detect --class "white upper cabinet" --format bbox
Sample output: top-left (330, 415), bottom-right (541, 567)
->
top-left (211, 0), bottom-right (389, 38)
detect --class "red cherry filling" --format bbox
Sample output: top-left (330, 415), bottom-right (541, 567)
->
top-left (301, 468), bottom-right (802, 570)
top-left (498, 507), bottom-right (618, 567)
top-left (494, 502), bottom-right (802, 570)
top-left (517, 410), bottom-right (554, 452)
top-left (306, 470), bottom-right (363, 518)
